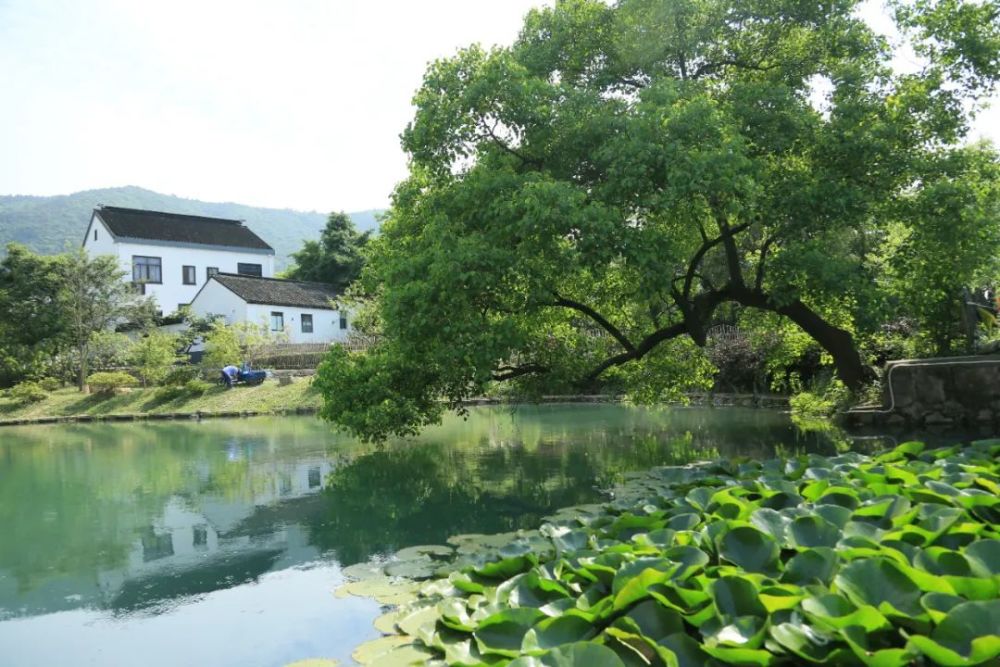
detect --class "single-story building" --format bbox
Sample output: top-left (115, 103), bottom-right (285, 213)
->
top-left (188, 273), bottom-right (350, 344)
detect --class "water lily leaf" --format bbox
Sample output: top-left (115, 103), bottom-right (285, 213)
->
top-left (768, 621), bottom-right (843, 663)
top-left (789, 516), bottom-right (841, 549)
top-left (920, 592), bottom-right (966, 624)
top-left (396, 605), bottom-right (440, 638)
top-left (907, 600), bottom-right (1000, 666)
top-left (800, 593), bottom-right (890, 633)
top-left (750, 508), bottom-right (790, 544)
top-left (718, 526), bottom-right (780, 574)
top-left (839, 626), bottom-right (915, 667)
top-left (341, 561), bottom-right (387, 581)
top-left (781, 547), bottom-right (838, 586)
top-left (965, 539), bottom-right (1000, 576)
top-left (834, 558), bottom-right (925, 619)
top-left (395, 544), bottom-right (454, 560)
top-left (655, 632), bottom-right (713, 667)
top-left (521, 614), bottom-right (595, 654)
top-left (368, 643), bottom-right (437, 667)
top-left (507, 641), bottom-right (627, 666)
top-left (477, 556), bottom-right (532, 580)
top-left (622, 599), bottom-right (684, 641)
top-left (666, 513), bottom-right (701, 531)
top-left (712, 576), bottom-right (767, 619)
top-left (385, 557), bottom-right (439, 579)
top-left (351, 636), bottom-right (413, 665)
top-left (474, 608), bottom-right (548, 657)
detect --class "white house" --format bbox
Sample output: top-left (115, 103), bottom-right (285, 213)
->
top-left (82, 206), bottom-right (275, 314)
top-left (189, 273), bottom-right (351, 344)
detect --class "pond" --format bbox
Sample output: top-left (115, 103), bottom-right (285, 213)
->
top-left (0, 404), bottom-right (894, 666)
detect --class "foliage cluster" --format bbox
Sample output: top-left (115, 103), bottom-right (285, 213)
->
top-left (341, 440), bottom-right (1000, 666)
top-left (316, 0), bottom-right (1000, 442)
top-left (9, 381), bottom-right (48, 405)
top-left (86, 371), bottom-right (138, 395)
top-left (201, 319), bottom-right (288, 370)
top-left (285, 211), bottom-right (370, 292)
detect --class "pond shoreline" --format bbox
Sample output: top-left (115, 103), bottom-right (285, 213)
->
top-left (0, 390), bottom-right (790, 428)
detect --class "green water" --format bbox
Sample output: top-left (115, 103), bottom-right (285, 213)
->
top-left (0, 405), bottom-right (874, 666)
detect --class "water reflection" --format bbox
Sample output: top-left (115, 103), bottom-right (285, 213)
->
top-left (0, 405), bottom-right (895, 666)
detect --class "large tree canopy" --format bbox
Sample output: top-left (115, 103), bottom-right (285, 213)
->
top-left (316, 0), bottom-right (1000, 441)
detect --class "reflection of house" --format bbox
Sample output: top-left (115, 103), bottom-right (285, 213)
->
top-left (82, 206), bottom-right (275, 314)
top-left (188, 273), bottom-right (350, 344)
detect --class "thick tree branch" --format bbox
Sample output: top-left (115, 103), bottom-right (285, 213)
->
top-left (480, 121), bottom-right (541, 168)
top-left (492, 363), bottom-right (547, 381)
top-left (682, 221), bottom-right (751, 300)
top-left (585, 322), bottom-right (687, 381)
top-left (755, 236), bottom-right (775, 292)
top-left (552, 292), bottom-right (637, 354)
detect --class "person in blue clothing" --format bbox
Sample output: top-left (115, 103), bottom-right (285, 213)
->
top-left (220, 364), bottom-right (240, 388)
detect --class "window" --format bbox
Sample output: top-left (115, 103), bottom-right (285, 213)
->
top-left (182, 265), bottom-right (196, 285)
top-left (206, 267), bottom-right (219, 280)
top-left (94, 229), bottom-right (97, 242)
top-left (308, 466), bottom-right (321, 489)
top-left (193, 525), bottom-right (208, 548)
top-left (339, 313), bottom-right (348, 330)
top-left (237, 263), bottom-right (262, 277)
top-left (301, 313), bottom-right (313, 333)
top-left (270, 311), bottom-right (284, 332)
top-left (132, 256), bottom-right (162, 283)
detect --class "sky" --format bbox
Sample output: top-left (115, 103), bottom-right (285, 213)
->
top-left (0, 0), bottom-right (997, 214)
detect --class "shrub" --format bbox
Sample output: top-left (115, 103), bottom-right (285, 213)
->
top-left (37, 377), bottom-right (60, 391)
top-left (87, 371), bottom-right (138, 395)
top-left (184, 379), bottom-right (212, 396)
top-left (161, 365), bottom-right (200, 386)
top-left (152, 384), bottom-right (187, 403)
top-left (10, 381), bottom-right (47, 404)
top-left (130, 331), bottom-right (181, 386)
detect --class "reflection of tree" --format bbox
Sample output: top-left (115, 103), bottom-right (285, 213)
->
top-left (0, 405), bottom-right (874, 618)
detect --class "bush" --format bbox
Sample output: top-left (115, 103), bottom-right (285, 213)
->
top-left (184, 379), bottom-right (212, 396)
top-left (152, 384), bottom-right (187, 403)
top-left (87, 371), bottom-right (138, 396)
top-left (161, 365), bottom-right (200, 386)
top-left (10, 381), bottom-right (48, 404)
top-left (37, 377), bottom-right (61, 391)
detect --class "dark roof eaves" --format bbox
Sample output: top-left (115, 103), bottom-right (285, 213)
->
top-left (113, 236), bottom-right (275, 255)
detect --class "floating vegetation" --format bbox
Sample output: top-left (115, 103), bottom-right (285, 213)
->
top-left (338, 440), bottom-right (1000, 666)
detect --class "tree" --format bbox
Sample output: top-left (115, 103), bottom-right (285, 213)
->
top-left (317, 0), bottom-right (1000, 441)
top-left (286, 211), bottom-right (369, 292)
top-left (0, 244), bottom-right (68, 386)
top-left (129, 331), bottom-right (181, 386)
top-left (58, 249), bottom-right (152, 390)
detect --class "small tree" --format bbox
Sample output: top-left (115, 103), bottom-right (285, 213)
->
top-left (58, 249), bottom-right (152, 391)
top-left (130, 331), bottom-right (181, 386)
top-left (201, 319), bottom-right (242, 371)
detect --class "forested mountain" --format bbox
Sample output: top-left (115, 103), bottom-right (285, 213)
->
top-left (0, 186), bottom-right (382, 268)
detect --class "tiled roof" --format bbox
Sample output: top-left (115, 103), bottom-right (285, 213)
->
top-left (95, 206), bottom-right (273, 252)
top-left (211, 273), bottom-right (339, 309)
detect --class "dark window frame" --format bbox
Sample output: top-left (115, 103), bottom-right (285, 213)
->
top-left (301, 313), bottom-right (313, 333)
top-left (206, 267), bottom-right (219, 280)
top-left (94, 228), bottom-right (97, 242)
top-left (132, 255), bottom-right (162, 284)
top-left (270, 311), bottom-right (284, 332)
top-left (339, 313), bottom-right (348, 330)
top-left (182, 265), bottom-right (196, 285)
top-left (237, 263), bottom-right (263, 277)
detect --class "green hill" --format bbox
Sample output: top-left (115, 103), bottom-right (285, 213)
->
top-left (0, 186), bottom-right (382, 269)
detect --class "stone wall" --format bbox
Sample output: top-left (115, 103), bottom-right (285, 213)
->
top-left (846, 356), bottom-right (1000, 427)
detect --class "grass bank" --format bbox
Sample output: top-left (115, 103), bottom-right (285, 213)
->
top-left (0, 379), bottom-right (323, 425)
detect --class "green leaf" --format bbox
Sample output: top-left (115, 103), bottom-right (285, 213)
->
top-left (789, 516), bottom-right (842, 549)
top-left (508, 642), bottom-right (627, 667)
top-left (521, 615), bottom-right (595, 654)
top-left (834, 558), bottom-right (925, 619)
top-left (908, 600), bottom-right (1000, 665)
top-left (711, 576), bottom-right (767, 619)
top-left (474, 608), bottom-right (548, 657)
top-left (718, 526), bottom-right (780, 574)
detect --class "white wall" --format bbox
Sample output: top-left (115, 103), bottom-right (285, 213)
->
top-left (245, 303), bottom-right (350, 344)
top-left (82, 213), bottom-right (275, 315)
top-left (188, 279), bottom-right (248, 323)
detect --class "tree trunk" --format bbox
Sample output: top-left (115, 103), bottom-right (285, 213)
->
top-left (729, 287), bottom-right (871, 391)
top-left (78, 342), bottom-right (88, 392)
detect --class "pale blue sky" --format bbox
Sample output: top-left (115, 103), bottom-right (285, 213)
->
top-left (1, 1), bottom-right (996, 213)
